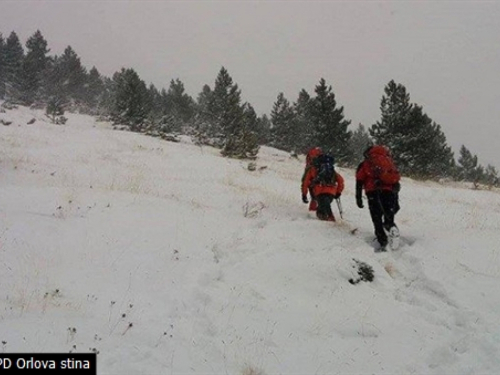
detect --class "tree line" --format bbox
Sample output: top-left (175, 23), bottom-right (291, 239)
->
top-left (0, 30), bottom-right (497, 186)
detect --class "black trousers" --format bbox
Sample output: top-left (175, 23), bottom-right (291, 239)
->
top-left (316, 194), bottom-right (334, 220)
top-left (367, 190), bottom-right (399, 246)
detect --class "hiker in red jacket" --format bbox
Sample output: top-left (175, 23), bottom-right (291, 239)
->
top-left (302, 147), bottom-right (324, 211)
top-left (302, 152), bottom-right (344, 221)
top-left (356, 145), bottom-right (401, 250)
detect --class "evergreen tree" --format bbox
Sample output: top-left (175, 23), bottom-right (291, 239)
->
top-left (46, 96), bottom-right (65, 123)
top-left (192, 84), bottom-right (213, 142)
top-left (111, 68), bottom-right (149, 130)
top-left (196, 84), bottom-right (212, 117)
top-left (83, 66), bottom-right (105, 112)
top-left (97, 76), bottom-right (115, 116)
top-left (457, 145), bottom-right (483, 183)
top-left (242, 103), bottom-right (258, 131)
top-left (3, 31), bottom-right (24, 102)
top-left (270, 92), bottom-right (296, 151)
top-left (370, 80), bottom-right (412, 151)
top-left (482, 164), bottom-right (499, 187)
top-left (255, 114), bottom-right (271, 145)
top-left (146, 84), bottom-right (163, 125)
top-left (41, 55), bottom-right (62, 100)
top-left (371, 80), bottom-right (454, 179)
top-left (347, 124), bottom-right (372, 167)
top-left (160, 78), bottom-right (195, 132)
top-left (166, 79), bottom-right (195, 122)
top-left (239, 103), bottom-right (260, 157)
top-left (211, 67), bottom-right (243, 137)
top-left (20, 30), bottom-right (50, 104)
top-left (0, 33), bottom-right (5, 99)
top-left (309, 78), bottom-right (351, 164)
top-left (401, 105), bottom-right (455, 178)
top-left (56, 46), bottom-right (88, 104)
top-left (203, 67), bottom-right (244, 147)
top-left (221, 102), bottom-right (260, 159)
top-left (293, 89), bottom-right (314, 153)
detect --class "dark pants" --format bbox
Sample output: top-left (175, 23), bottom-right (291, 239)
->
top-left (316, 194), bottom-right (334, 220)
top-left (367, 190), bottom-right (399, 246)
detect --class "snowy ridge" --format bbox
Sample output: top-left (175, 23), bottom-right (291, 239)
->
top-left (1, 103), bottom-right (500, 374)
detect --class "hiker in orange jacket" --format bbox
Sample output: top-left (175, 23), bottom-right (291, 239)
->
top-left (302, 153), bottom-right (344, 221)
top-left (302, 147), bottom-right (323, 211)
top-left (356, 145), bottom-right (400, 250)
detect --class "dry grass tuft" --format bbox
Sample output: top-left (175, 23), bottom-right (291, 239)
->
top-left (241, 366), bottom-right (266, 375)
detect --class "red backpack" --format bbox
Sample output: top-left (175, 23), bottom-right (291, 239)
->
top-left (306, 147), bottom-right (323, 166)
top-left (365, 145), bottom-right (400, 185)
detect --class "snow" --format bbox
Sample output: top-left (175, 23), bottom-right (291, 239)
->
top-left (1, 103), bottom-right (500, 374)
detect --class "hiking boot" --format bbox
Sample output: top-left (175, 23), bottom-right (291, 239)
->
top-left (375, 241), bottom-right (388, 252)
top-left (327, 215), bottom-right (336, 222)
top-left (316, 211), bottom-right (327, 220)
top-left (309, 200), bottom-right (318, 211)
top-left (388, 226), bottom-right (400, 250)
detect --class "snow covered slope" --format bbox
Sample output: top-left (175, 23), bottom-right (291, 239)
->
top-left (1, 103), bottom-right (500, 374)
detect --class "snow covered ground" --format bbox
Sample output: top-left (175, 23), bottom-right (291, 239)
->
top-left (1, 103), bottom-right (500, 374)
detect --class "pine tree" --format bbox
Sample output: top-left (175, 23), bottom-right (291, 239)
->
top-left (83, 66), bottom-right (105, 112)
top-left (146, 84), bottom-right (163, 126)
top-left (111, 68), bottom-right (149, 130)
top-left (97, 76), bottom-right (114, 117)
top-left (192, 84), bottom-right (213, 143)
top-left (41, 55), bottom-right (61, 100)
top-left (370, 80), bottom-right (412, 151)
top-left (457, 145), bottom-right (483, 183)
top-left (20, 30), bottom-right (50, 104)
top-left (196, 84), bottom-right (212, 117)
top-left (347, 124), bottom-right (372, 167)
top-left (160, 78), bottom-right (195, 132)
top-left (270, 92), bottom-right (296, 151)
top-left (211, 67), bottom-right (243, 138)
top-left (293, 89), bottom-right (313, 153)
top-left (3, 32), bottom-right (25, 102)
top-left (401, 105), bottom-right (455, 178)
top-left (371, 80), bottom-right (454, 179)
top-left (46, 96), bottom-right (65, 123)
top-left (57, 46), bottom-right (88, 105)
top-left (482, 165), bottom-right (499, 187)
top-left (254, 114), bottom-right (271, 145)
top-left (0, 33), bottom-right (5, 99)
top-left (201, 67), bottom-right (244, 147)
top-left (309, 78), bottom-right (351, 164)
top-left (221, 103), bottom-right (260, 159)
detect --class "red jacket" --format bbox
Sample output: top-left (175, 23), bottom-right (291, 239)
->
top-left (302, 167), bottom-right (344, 197)
top-left (356, 160), bottom-right (395, 193)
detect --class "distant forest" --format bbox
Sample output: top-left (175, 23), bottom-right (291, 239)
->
top-left (0, 30), bottom-right (497, 186)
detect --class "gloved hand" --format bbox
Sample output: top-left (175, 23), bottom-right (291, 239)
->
top-left (302, 194), bottom-right (309, 204)
top-left (356, 195), bottom-right (364, 208)
top-left (333, 193), bottom-right (341, 199)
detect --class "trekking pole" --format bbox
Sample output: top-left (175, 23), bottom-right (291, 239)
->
top-left (336, 197), bottom-right (343, 219)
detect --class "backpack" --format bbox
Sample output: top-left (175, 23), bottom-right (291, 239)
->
top-left (313, 154), bottom-right (336, 185)
top-left (365, 145), bottom-right (400, 185)
top-left (306, 147), bottom-right (323, 166)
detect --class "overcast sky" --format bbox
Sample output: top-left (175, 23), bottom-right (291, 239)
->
top-left (2, 0), bottom-right (500, 169)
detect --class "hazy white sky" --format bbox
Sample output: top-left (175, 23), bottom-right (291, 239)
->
top-left (2, 0), bottom-right (500, 168)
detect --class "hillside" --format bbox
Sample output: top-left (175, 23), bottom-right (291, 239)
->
top-left (1, 103), bottom-right (500, 374)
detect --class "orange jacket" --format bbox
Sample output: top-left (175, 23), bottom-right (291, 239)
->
top-left (302, 167), bottom-right (344, 197)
